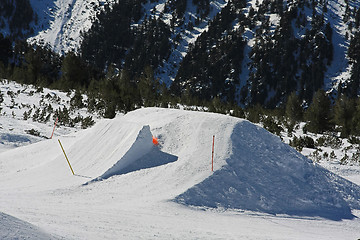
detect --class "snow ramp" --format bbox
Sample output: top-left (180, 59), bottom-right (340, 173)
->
top-left (0, 107), bottom-right (359, 221)
top-left (0, 117), bottom-right (176, 191)
top-left (174, 120), bottom-right (360, 220)
top-left (98, 125), bottom-right (178, 180)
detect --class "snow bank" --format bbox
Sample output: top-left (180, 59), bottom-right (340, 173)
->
top-left (0, 212), bottom-right (57, 240)
top-left (175, 120), bottom-right (360, 220)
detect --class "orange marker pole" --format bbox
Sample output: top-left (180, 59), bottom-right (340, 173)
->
top-left (212, 135), bottom-right (215, 172)
top-left (50, 117), bottom-right (58, 139)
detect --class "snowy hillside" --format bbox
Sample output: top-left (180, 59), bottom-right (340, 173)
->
top-left (3, 0), bottom-right (360, 106)
top-left (1, 107), bottom-right (360, 239)
top-left (27, 0), bottom-right (224, 56)
top-left (27, 0), bottom-right (117, 53)
top-left (0, 80), bottom-right (98, 153)
top-left (320, 0), bottom-right (356, 92)
top-left (25, 0), bottom-right (354, 89)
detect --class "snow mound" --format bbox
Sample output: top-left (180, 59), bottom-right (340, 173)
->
top-left (0, 107), bottom-right (359, 221)
top-left (174, 120), bottom-right (360, 220)
top-left (0, 212), bottom-right (57, 240)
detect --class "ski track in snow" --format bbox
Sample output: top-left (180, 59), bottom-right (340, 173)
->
top-left (0, 107), bottom-right (360, 239)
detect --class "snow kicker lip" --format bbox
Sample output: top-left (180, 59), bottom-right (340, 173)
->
top-left (96, 125), bottom-right (178, 180)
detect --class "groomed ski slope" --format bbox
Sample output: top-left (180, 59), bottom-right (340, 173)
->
top-left (0, 107), bottom-right (360, 239)
top-left (0, 212), bottom-right (57, 240)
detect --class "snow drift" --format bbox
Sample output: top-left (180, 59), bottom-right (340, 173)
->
top-left (0, 108), bottom-right (359, 221)
top-left (0, 212), bottom-right (57, 240)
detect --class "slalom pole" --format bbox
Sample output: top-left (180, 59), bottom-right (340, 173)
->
top-left (50, 117), bottom-right (58, 139)
top-left (58, 139), bottom-right (75, 175)
top-left (212, 135), bottom-right (215, 172)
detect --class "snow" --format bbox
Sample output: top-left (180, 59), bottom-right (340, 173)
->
top-left (0, 107), bottom-right (360, 239)
top-left (25, 0), bottom-right (231, 86)
top-left (99, 125), bottom-right (178, 180)
top-left (0, 80), bottom-right (98, 153)
top-left (28, 0), bottom-right (114, 54)
top-left (323, 0), bottom-right (360, 93)
top-left (279, 121), bottom-right (360, 188)
top-left (154, 0), bottom-right (229, 85)
top-left (1, 0), bottom-right (357, 98)
top-left (8, 0), bottom-right (356, 96)
top-left (0, 212), bottom-right (58, 240)
top-left (175, 120), bottom-right (360, 220)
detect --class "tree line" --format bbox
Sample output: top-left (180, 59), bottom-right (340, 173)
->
top-left (1, 35), bottom-right (360, 142)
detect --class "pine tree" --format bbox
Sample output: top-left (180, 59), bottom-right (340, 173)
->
top-left (350, 98), bottom-right (360, 135)
top-left (347, 32), bottom-right (360, 97)
top-left (61, 52), bottom-right (88, 90)
top-left (138, 66), bottom-right (158, 107)
top-left (333, 95), bottom-right (355, 137)
top-left (305, 90), bottom-right (333, 133)
top-left (70, 90), bottom-right (84, 109)
top-left (25, 48), bottom-right (41, 84)
top-left (285, 92), bottom-right (303, 125)
top-left (0, 33), bottom-right (11, 67)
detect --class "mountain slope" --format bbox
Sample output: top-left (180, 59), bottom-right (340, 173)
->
top-left (0, 0), bottom-right (34, 37)
top-left (27, 0), bottom-right (114, 54)
top-left (3, 0), bottom-right (360, 106)
top-left (76, 0), bottom-right (360, 105)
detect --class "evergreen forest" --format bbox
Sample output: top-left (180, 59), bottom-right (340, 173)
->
top-left (1, 0), bottom-right (360, 143)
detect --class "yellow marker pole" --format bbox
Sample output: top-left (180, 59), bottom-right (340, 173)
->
top-left (58, 139), bottom-right (75, 175)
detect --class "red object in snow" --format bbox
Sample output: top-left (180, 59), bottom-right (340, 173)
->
top-left (152, 136), bottom-right (159, 145)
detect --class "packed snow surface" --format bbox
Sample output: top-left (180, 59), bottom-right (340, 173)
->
top-left (0, 212), bottom-right (58, 240)
top-left (0, 107), bottom-right (360, 239)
